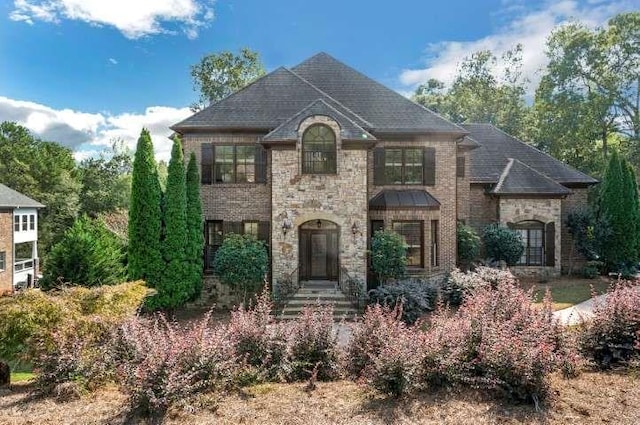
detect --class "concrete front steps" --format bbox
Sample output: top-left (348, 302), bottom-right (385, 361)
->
top-left (278, 281), bottom-right (360, 321)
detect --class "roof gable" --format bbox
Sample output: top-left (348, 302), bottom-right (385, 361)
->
top-left (0, 183), bottom-right (45, 208)
top-left (463, 123), bottom-right (598, 185)
top-left (262, 99), bottom-right (375, 143)
top-left (491, 159), bottom-right (572, 196)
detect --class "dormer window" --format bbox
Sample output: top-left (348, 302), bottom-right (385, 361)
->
top-left (302, 124), bottom-right (336, 174)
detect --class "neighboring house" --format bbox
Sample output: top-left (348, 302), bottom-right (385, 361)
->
top-left (0, 183), bottom-right (45, 293)
top-left (171, 52), bottom-right (597, 299)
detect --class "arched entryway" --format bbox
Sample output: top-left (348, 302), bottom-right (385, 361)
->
top-left (299, 219), bottom-right (339, 281)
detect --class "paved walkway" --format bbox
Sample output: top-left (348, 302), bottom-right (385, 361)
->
top-left (553, 285), bottom-right (640, 326)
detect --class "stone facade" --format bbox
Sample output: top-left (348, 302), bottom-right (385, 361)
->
top-left (271, 115), bottom-right (368, 287)
top-left (498, 197), bottom-right (562, 276)
top-left (0, 210), bottom-right (12, 294)
top-left (561, 188), bottom-right (590, 274)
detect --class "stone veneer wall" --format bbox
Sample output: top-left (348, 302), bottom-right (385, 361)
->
top-left (182, 132), bottom-right (271, 306)
top-left (561, 188), bottom-right (590, 274)
top-left (0, 210), bottom-right (13, 294)
top-left (498, 197), bottom-right (562, 275)
top-left (271, 115), bottom-right (368, 286)
top-left (367, 136), bottom-right (459, 273)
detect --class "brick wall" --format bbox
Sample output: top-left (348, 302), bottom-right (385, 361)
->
top-left (367, 136), bottom-right (459, 273)
top-left (0, 210), bottom-right (13, 294)
top-left (561, 188), bottom-right (590, 274)
top-left (468, 184), bottom-right (498, 233)
top-left (456, 150), bottom-right (471, 223)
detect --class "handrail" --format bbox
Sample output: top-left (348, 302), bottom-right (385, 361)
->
top-left (338, 263), bottom-right (365, 311)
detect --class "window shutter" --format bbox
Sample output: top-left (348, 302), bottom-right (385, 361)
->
top-left (423, 147), bottom-right (436, 186)
top-left (373, 147), bottom-right (385, 185)
top-left (456, 156), bottom-right (465, 178)
top-left (545, 222), bottom-right (555, 267)
top-left (201, 144), bottom-right (214, 184)
top-left (255, 145), bottom-right (267, 183)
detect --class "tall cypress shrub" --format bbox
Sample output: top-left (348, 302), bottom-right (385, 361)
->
top-left (598, 151), bottom-right (633, 269)
top-left (623, 160), bottom-right (640, 263)
top-left (186, 151), bottom-right (204, 299)
top-left (151, 137), bottom-right (191, 309)
top-left (128, 129), bottom-right (163, 288)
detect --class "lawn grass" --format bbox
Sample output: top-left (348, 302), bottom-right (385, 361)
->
top-left (521, 277), bottom-right (611, 310)
top-left (10, 371), bottom-right (35, 383)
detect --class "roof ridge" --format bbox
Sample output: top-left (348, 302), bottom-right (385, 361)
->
top-left (494, 158), bottom-right (514, 193)
top-left (283, 67), bottom-right (373, 128)
top-left (293, 53), bottom-right (468, 135)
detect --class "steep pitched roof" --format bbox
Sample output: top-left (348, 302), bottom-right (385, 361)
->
top-left (172, 67), bottom-right (369, 131)
top-left (173, 53), bottom-right (467, 136)
top-left (463, 123), bottom-right (598, 186)
top-left (291, 53), bottom-right (467, 134)
top-left (262, 99), bottom-right (376, 143)
top-left (0, 183), bottom-right (45, 208)
top-left (491, 159), bottom-right (572, 196)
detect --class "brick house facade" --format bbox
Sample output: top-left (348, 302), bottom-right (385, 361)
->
top-left (173, 53), bottom-right (597, 302)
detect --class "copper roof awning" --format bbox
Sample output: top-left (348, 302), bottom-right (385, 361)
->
top-left (369, 189), bottom-right (440, 210)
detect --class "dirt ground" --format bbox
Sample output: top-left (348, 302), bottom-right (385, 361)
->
top-left (1, 371), bottom-right (639, 424)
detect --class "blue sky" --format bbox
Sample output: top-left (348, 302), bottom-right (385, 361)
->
top-left (0, 0), bottom-right (636, 160)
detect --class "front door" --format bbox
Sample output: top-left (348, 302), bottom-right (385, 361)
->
top-left (299, 221), bottom-right (339, 281)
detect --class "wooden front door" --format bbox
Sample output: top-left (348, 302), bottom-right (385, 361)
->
top-left (300, 226), bottom-right (338, 281)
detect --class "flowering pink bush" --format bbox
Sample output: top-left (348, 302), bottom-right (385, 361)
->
top-left (115, 312), bottom-right (236, 417)
top-left (228, 287), bottom-right (288, 382)
top-left (579, 282), bottom-right (640, 368)
top-left (423, 283), bottom-right (576, 403)
top-left (288, 305), bottom-right (339, 381)
top-left (345, 304), bottom-right (421, 396)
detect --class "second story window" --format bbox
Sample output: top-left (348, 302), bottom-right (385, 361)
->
top-left (201, 144), bottom-right (266, 184)
top-left (374, 147), bottom-right (436, 186)
top-left (302, 124), bottom-right (336, 174)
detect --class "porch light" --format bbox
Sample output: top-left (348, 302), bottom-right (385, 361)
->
top-left (282, 215), bottom-right (293, 235)
top-left (351, 221), bottom-right (360, 236)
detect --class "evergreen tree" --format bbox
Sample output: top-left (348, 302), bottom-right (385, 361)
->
top-left (128, 129), bottom-right (163, 289)
top-left (186, 151), bottom-right (204, 299)
top-left (150, 137), bottom-right (191, 309)
top-left (598, 151), bottom-right (635, 269)
top-left (623, 160), bottom-right (640, 262)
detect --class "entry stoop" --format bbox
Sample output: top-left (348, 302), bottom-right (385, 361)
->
top-left (278, 281), bottom-right (360, 321)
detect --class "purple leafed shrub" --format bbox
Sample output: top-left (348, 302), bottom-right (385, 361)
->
top-left (579, 282), bottom-right (640, 368)
top-left (345, 304), bottom-right (421, 397)
top-left (288, 305), bottom-right (339, 381)
top-left (228, 287), bottom-right (288, 382)
top-left (115, 312), bottom-right (236, 417)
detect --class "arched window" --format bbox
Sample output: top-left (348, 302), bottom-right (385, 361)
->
top-left (302, 124), bottom-right (336, 174)
top-left (513, 220), bottom-right (545, 266)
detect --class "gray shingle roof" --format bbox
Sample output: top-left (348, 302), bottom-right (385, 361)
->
top-left (0, 183), bottom-right (45, 208)
top-left (172, 53), bottom-right (467, 136)
top-left (292, 53), bottom-right (467, 134)
top-left (491, 159), bottom-right (572, 196)
top-left (369, 189), bottom-right (440, 210)
top-left (463, 123), bottom-right (598, 185)
top-left (262, 99), bottom-right (376, 142)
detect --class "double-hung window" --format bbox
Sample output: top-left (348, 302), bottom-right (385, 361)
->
top-left (515, 221), bottom-right (544, 266)
top-left (392, 221), bottom-right (424, 268)
top-left (384, 148), bottom-right (423, 185)
top-left (201, 144), bottom-right (266, 184)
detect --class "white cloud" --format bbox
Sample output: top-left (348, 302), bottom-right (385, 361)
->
top-left (9, 0), bottom-right (215, 39)
top-left (108, 58), bottom-right (118, 65)
top-left (399, 0), bottom-right (634, 95)
top-left (0, 96), bottom-right (192, 162)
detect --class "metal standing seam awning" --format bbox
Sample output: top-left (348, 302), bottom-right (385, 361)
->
top-left (369, 189), bottom-right (441, 210)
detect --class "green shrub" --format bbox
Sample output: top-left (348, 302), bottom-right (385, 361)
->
top-left (368, 279), bottom-right (438, 324)
top-left (442, 267), bottom-right (518, 306)
top-left (0, 282), bottom-right (147, 368)
top-left (482, 224), bottom-right (524, 266)
top-left (457, 222), bottom-right (480, 269)
top-left (213, 233), bottom-right (269, 306)
top-left (370, 229), bottom-right (407, 284)
top-left (40, 216), bottom-right (126, 290)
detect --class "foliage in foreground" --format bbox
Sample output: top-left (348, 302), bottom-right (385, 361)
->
top-left (457, 222), bottom-right (480, 269)
top-left (442, 266), bottom-right (517, 306)
top-left (579, 282), bottom-right (640, 368)
top-left (39, 216), bottom-right (126, 290)
top-left (370, 229), bottom-right (407, 284)
top-left (0, 282), bottom-right (147, 369)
